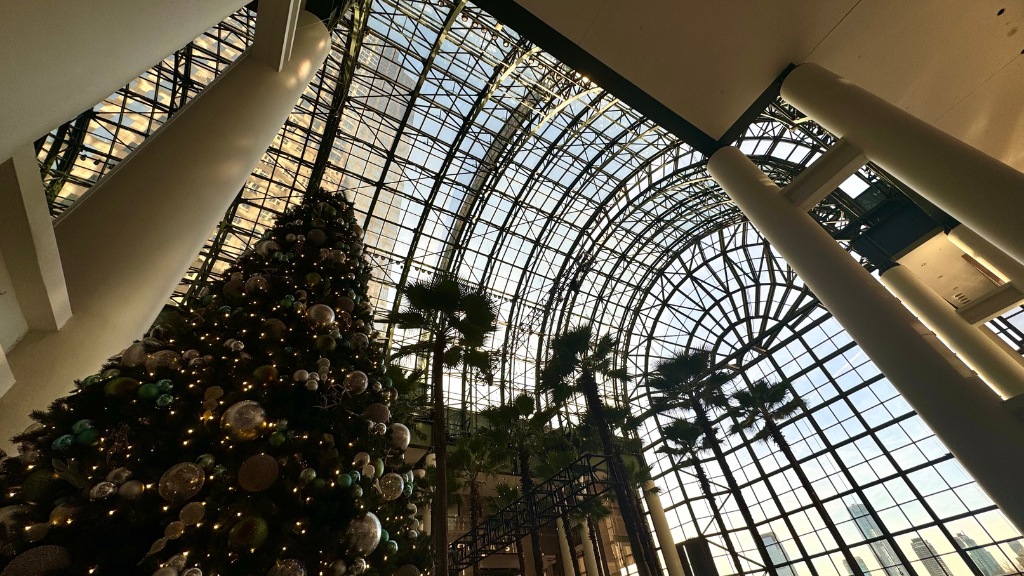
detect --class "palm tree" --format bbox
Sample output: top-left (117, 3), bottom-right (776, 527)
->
top-left (450, 434), bottom-right (502, 576)
top-left (480, 394), bottom-right (556, 576)
top-left (486, 483), bottom-right (527, 576)
top-left (730, 379), bottom-right (865, 576)
top-left (539, 325), bottom-right (659, 576)
top-left (641, 350), bottom-right (776, 573)
top-left (659, 419), bottom-right (745, 575)
top-left (389, 275), bottom-right (498, 576)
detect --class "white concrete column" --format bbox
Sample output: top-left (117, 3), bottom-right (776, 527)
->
top-left (580, 521), bottom-right (601, 576)
top-left (708, 146), bottom-right (1024, 532)
top-left (781, 63), bottom-right (1024, 266)
top-left (557, 518), bottom-right (577, 576)
top-left (947, 224), bottom-right (1024, 289)
top-left (0, 146), bottom-right (72, 334)
top-left (423, 453), bottom-right (435, 536)
top-left (0, 11), bottom-right (330, 451)
top-left (0, 347), bottom-right (13, 398)
top-left (880, 265), bottom-right (1024, 399)
top-left (642, 482), bottom-right (685, 576)
top-left (0, 0), bottom-right (248, 162)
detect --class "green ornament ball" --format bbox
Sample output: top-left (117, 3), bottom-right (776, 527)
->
top-left (373, 458), bottom-right (384, 479)
top-left (316, 335), bottom-right (336, 353)
top-left (269, 431), bottom-right (287, 447)
top-left (104, 377), bottom-right (140, 397)
top-left (380, 529), bottom-right (389, 542)
top-left (253, 365), bottom-right (278, 384)
top-left (305, 273), bottom-right (322, 287)
top-left (51, 435), bottom-right (74, 452)
top-left (100, 368), bottom-right (121, 379)
top-left (81, 374), bottom-right (101, 388)
top-left (75, 428), bottom-right (99, 446)
top-left (138, 382), bottom-right (161, 400)
top-left (156, 394), bottom-right (175, 408)
top-left (21, 469), bottom-right (56, 503)
top-left (228, 516), bottom-right (269, 551)
top-left (71, 419), bottom-right (94, 434)
top-left (382, 540), bottom-right (398, 555)
top-left (157, 379), bottom-right (174, 393)
top-left (336, 474), bottom-right (352, 488)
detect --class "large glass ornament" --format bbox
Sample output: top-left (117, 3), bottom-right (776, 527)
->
top-left (306, 304), bottom-right (336, 326)
top-left (345, 512), bottom-right (382, 556)
top-left (221, 400), bottom-right (267, 440)
top-left (268, 559), bottom-right (307, 576)
top-left (379, 473), bottom-right (404, 501)
top-left (343, 370), bottom-right (368, 394)
top-left (389, 423), bottom-right (411, 450)
top-left (158, 463), bottom-right (206, 502)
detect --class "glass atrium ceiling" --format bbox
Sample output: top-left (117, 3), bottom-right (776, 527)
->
top-left (35, 1), bottom-right (1024, 575)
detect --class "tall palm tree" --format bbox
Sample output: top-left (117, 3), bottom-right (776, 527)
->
top-left (659, 419), bottom-right (746, 575)
top-left (539, 325), bottom-right (659, 576)
top-left (641, 350), bottom-right (776, 574)
top-left (389, 275), bottom-right (497, 576)
top-left (486, 482), bottom-right (527, 576)
top-left (480, 394), bottom-right (557, 576)
top-left (730, 379), bottom-right (865, 576)
top-left (450, 434), bottom-right (502, 576)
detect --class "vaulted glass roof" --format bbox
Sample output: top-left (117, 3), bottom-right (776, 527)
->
top-left (35, 1), bottom-right (1024, 575)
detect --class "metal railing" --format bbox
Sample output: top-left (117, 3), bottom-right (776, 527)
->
top-left (448, 453), bottom-right (621, 574)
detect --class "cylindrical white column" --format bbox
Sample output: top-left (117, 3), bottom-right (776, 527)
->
top-left (0, 12), bottom-right (330, 450)
top-left (0, 0), bottom-right (248, 161)
top-left (947, 224), bottom-right (1024, 288)
top-left (423, 453), bottom-right (435, 536)
top-left (557, 518), bottom-right (577, 576)
top-left (580, 521), bottom-right (601, 576)
top-left (880, 265), bottom-right (1024, 399)
top-left (708, 146), bottom-right (1024, 532)
top-left (642, 482), bottom-right (684, 576)
top-left (781, 63), bottom-right (1024, 265)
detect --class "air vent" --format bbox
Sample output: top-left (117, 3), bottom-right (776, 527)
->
top-left (953, 292), bottom-right (971, 305)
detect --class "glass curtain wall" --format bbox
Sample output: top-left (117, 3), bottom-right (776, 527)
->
top-left (33, 2), bottom-right (1024, 575)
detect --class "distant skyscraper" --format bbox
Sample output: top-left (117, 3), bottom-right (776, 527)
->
top-left (760, 532), bottom-right (796, 576)
top-left (844, 556), bottom-right (871, 576)
top-left (911, 537), bottom-right (953, 576)
top-left (1009, 540), bottom-right (1024, 570)
top-left (847, 502), bottom-right (909, 576)
top-left (955, 532), bottom-right (1005, 576)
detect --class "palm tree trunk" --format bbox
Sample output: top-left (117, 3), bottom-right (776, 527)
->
top-left (563, 514), bottom-right (583, 576)
top-left (517, 540), bottom-right (528, 576)
top-left (433, 333), bottom-right (449, 576)
top-left (520, 447), bottom-right (546, 576)
top-left (581, 373), bottom-right (657, 576)
top-left (764, 418), bottom-right (865, 576)
top-left (692, 405), bottom-right (776, 573)
top-left (589, 519), bottom-right (612, 576)
top-left (691, 460), bottom-right (745, 575)
top-left (470, 479), bottom-right (482, 576)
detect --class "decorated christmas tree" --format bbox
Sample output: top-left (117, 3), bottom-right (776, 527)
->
top-left (0, 190), bottom-right (430, 576)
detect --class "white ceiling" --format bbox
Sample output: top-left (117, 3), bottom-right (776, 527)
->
top-left (511, 0), bottom-right (1024, 172)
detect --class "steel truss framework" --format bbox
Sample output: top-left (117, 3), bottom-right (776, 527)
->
top-left (35, 2), bottom-right (1024, 575)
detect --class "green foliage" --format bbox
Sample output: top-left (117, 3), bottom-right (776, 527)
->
top-left (0, 190), bottom-right (430, 576)
top-left (728, 379), bottom-right (805, 444)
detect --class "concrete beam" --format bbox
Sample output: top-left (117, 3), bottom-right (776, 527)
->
top-left (0, 146), bottom-right (71, 332)
top-left (781, 137), bottom-right (866, 212)
top-left (254, 0), bottom-right (304, 71)
top-left (0, 0), bottom-right (247, 161)
top-left (957, 282), bottom-right (1024, 325)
